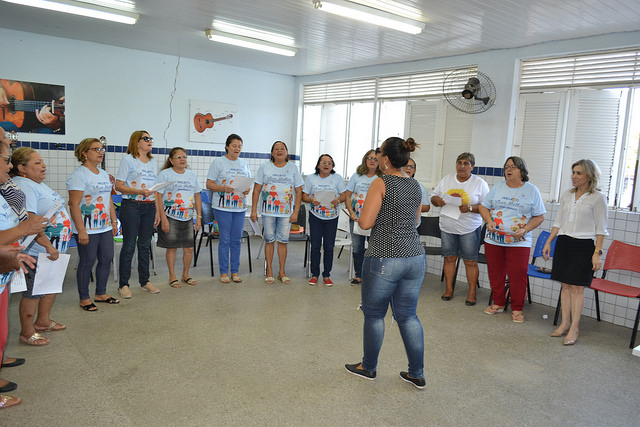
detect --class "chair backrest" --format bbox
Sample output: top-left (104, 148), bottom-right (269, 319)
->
top-left (532, 230), bottom-right (557, 259)
top-left (200, 192), bottom-right (215, 225)
top-left (200, 190), bottom-right (213, 205)
top-left (294, 204), bottom-right (307, 229)
top-left (418, 216), bottom-right (441, 238)
top-left (602, 240), bottom-right (640, 273)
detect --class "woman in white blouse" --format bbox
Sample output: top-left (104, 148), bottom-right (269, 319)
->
top-left (543, 159), bottom-right (608, 346)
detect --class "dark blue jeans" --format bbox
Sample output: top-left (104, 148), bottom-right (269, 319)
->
top-left (76, 230), bottom-right (114, 300)
top-left (308, 214), bottom-right (338, 278)
top-left (349, 219), bottom-right (369, 279)
top-left (119, 199), bottom-right (155, 288)
top-left (361, 254), bottom-right (426, 378)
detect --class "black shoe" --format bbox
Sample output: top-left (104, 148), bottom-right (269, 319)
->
top-left (345, 363), bottom-right (376, 380)
top-left (0, 381), bottom-right (17, 393)
top-left (441, 295), bottom-right (452, 301)
top-left (400, 372), bottom-right (426, 389)
top-left (465, 300), bottom-right (476, 306)
top-left (1, 358), bottom-right (25, 368)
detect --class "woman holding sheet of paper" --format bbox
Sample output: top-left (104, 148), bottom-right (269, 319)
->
top-left (67, 138), bottom-right (119, 312)
top-left (302, 154), bottom-right (346, 286)
top-left (345, 150), bottom-right (381, 285)
top-left (11, 147), bottom-right (70, 345)
top-left (430, 153), bottom-right (489, 306)
top-left (250, 141), bottom-right (303, 285)
top-left (115, 130), bottom-right (160, 298)
top-left (206, 134), bottom-right (252, 283)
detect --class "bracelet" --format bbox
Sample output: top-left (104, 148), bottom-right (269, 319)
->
top-left (197, 215), bottom-right (202, 218)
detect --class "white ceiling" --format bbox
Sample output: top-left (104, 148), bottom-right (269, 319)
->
top-left (1, 0), bottom-right (639, 76)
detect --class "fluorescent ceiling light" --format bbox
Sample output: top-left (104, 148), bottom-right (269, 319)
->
top-left (213, 20), bottom-right (296, 47)
top-left (313, 0), bottom-right (425, 35)
top-left (205, 29), bottom-right (297, 57)
top-left (2, 0), bottom-right (139, 25)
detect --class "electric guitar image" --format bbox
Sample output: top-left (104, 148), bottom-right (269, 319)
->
top-left (0, 79), bottom-right (65, 130)
top-left (193, 113), bottom-right (233, 133)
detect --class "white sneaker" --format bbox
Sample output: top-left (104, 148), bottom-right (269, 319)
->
top-left (118, 286), bottom-right (132, 299)
top-left (141, 282), bottom-right (160, 294)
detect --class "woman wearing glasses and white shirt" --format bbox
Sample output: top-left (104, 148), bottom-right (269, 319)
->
top-left (67, 138), bottom-right (119, 311)
top-left (115, 130), bottom-right (160, 298)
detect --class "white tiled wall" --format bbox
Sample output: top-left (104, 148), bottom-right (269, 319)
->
top-left (31, 151), bottom-right (640, 331)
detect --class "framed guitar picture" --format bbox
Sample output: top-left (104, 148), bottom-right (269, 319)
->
top-left (189, 100), bottom-right (238, 143)
top-left (0, 78), bottom-right (65, 134)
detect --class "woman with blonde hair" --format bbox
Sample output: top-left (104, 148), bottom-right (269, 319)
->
top-left (115, 130), bottom-right (160, 298)
top-left (543, 159), bottom-right (608, 345)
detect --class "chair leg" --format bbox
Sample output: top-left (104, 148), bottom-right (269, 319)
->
top-left (526, 278), bottom-right (532, 304)
top-left (246, 235), bottom-right (252, 273)
top-left (208, 237), bottom-right (214, 277)
top-left (594, 290), bottom-right (601, 321)
top-left (452, 258), bottom-right (460, 291)
top-left (553, 291), bottom-right (561, 326)
top-left (630, 300), bottom-right (640, 349)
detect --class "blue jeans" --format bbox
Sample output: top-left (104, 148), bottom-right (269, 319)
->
top-left (119, 199), bottom-right (155, 288)
top-left (441, 226), bottom-right (482, 260)
top-left (77, 230), bottom-right (114, 300)
top-left (349, 219), bottom-right (368, 279)
top-left (263, 215), bottom-right (290, 244)
top-left (308, 214), bottom-right (338, 278)
top-left (361, 254), bottom-right (426, 378)
top-left (214, 209), bottom-right (245, 275)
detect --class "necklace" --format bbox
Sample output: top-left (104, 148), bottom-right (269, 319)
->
top-left (506, 183), bottom-right (522, 201)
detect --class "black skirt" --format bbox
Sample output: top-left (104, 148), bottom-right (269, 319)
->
top-left (551, 235), bottom-right (595, 287)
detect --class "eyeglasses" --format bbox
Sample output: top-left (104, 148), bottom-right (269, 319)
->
top-left (140, 136), bottom-right (153, 142)
top-left (504, 165), bottom-right (519, 170)
top-left (319, 161), bottom-right (333, 166)
top-left (366, 157), bottom-right (378, 161)
top-left (0, 155), bottom-right (10, 165)
top-left (173, 155), bottom-right (187, 160)
top-left (405, 165), bottom-right (416, 170)
top-left (89, 147), bottom-right (106, 153)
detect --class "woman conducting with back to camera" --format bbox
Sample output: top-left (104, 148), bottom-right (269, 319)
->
top-left (543, 159), bottom-right (608, 346)
top-left (345, 137), bottom-right (427, 390)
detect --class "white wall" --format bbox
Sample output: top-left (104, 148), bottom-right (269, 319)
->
top-left (0, 28), bottom-right (297, 154)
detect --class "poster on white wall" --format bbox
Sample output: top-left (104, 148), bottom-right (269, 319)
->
top-left (189, 100), bottom-right (237, 143)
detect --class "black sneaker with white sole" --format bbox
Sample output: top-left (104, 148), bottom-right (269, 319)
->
top-left (399, 371), bottom-right (426, 389)
top-left (345, 363), bottom-right (376, 380)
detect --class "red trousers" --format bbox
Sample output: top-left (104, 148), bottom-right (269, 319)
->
top-left (484, 243), bottom-right (530, 311)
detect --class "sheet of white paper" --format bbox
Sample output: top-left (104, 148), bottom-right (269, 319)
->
top-left (314, 191), bottom-right (336, 206)
top-left (9, 270), bottom-right (27, 293)
top-left (21, 199), bottom-right (63, 249)
top-left (249, 219), bottom-right (262, 236)
top-left (353, 221), bottom-right (371, 236)
top-left (443, 194), bottom-right (463, 206)
top-left (149, 181), bottom-right (176, 192)
top-left (32, 253), bottom-right (70, 295)
top-left (230, 176), bottom-right (254, 193)
top-left (440, 194), bottom-right (462, 220)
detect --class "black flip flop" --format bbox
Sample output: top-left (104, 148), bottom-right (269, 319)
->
top-left (95, 297), bottom-right (120, 304)
top-left (1, 358), bottom-right (25, 368)
top-left (80, 303), bottom-right (98, 312)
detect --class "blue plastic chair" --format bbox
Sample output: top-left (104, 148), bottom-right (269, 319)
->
top-left (526, 230), bottom-right (557, 315)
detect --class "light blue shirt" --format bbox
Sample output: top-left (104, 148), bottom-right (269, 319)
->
top-left (346, 173), bottom-right (377, 219)
top-left (66, 165), bottom-right (113, 234)
top-left (254, 161), bottom-right (303, 218)
top-left (157, 168), bottom-right (202, 221)
top-left (116, 154), bottom-right (158, 201)
top-left (303, 173), bottom-right (346, 220)
top-left (206, 156), bottom-right (252, 213)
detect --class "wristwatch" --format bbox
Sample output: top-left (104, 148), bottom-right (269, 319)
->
top-left (469, 205), bottom-right (472, 212)
top-left (594, 248), bottom-right (603, 255)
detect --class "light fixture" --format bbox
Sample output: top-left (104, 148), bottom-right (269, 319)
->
top-left (2, 0), bottom-right (139, 25)
top-left (205, 22), bottom-right (297, 57)
top-left (313, 0), bottom-right (425, 35)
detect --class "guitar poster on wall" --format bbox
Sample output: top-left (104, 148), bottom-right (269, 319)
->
top-left (0, 78), bottom-right (65, 134)
top-left (189, 100), bottom-right (238, 143)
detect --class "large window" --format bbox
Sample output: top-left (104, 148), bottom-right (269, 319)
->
top-left (301, 68), bottom-right (475, 183)
top-left (515, 48), bottom-right (640, 209)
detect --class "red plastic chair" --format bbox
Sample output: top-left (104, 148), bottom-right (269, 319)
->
top-left (590, 240), bottom-right (640, 348)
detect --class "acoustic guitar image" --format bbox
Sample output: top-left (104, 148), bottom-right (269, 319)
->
top-left (0, 79), bottom-right (65, 130)
top-left (193, 113), bottom-right (233, 133)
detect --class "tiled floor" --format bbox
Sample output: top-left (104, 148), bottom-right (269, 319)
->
top-left (2, 237), bottom-right (639, 426)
